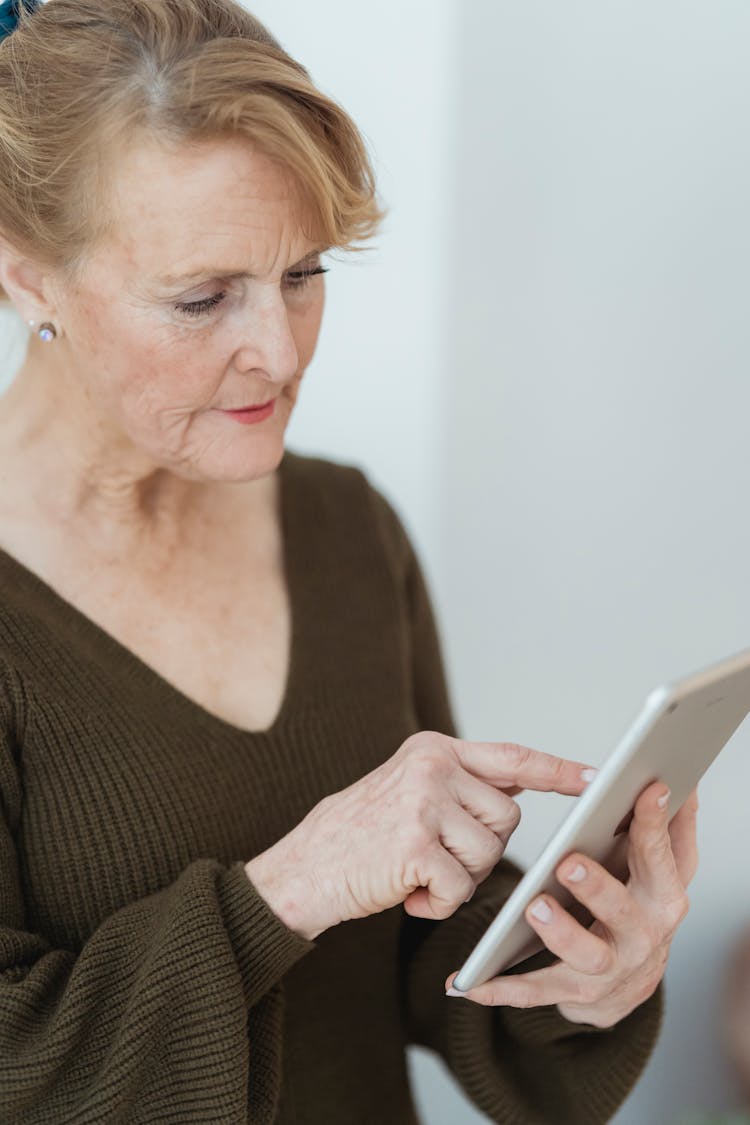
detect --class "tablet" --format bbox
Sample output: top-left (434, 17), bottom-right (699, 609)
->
top-left (451, 645), bottom-right (750, 993)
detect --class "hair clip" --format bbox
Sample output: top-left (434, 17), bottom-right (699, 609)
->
top-left (0, 0), bottom-right (42, 42)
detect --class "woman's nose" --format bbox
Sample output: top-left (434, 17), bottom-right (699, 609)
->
top-left (234, 295), bottom-right (299, 383)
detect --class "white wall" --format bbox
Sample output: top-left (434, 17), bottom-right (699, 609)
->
top-left (439, 4), bottom-right (750, 1123)
top-left (3, 2), bottom-right (749, 1121)
top-left (245, 0), bottom-right (458, 583)
top-left (249, 4), bottom-right (750, 1121)
top-left (0, 307), bottom-right (29, 393)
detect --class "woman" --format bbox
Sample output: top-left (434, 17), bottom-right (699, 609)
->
top-left (0, 1), bottom-right (698, 1122)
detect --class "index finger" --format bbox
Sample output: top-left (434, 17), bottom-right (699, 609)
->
top-left (450, 739), bottom-right (597, 797)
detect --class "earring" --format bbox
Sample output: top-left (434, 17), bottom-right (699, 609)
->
top-left (37, 322), bottom-right (57, 342)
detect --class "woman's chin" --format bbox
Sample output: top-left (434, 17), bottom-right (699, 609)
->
top-left (197, 433), bottom-right (286, 484)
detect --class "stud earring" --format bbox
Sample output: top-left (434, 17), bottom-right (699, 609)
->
top-left (37, 321), bottom-right (57, 342)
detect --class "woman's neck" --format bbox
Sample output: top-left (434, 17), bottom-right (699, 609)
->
top-left (0, 359), bottom-right (269, 566)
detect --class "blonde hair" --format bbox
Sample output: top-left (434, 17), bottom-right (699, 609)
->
top-left (0, 0), bottom-right (386, 302)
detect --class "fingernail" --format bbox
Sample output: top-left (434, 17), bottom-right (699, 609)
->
top-left (581, 768), bottom-right (598, 783)
top-left (566, 863), bottom-right (587, 882)
top-left (530, 897), bottom-right (553, 923)
top-left (446, 986), bottom-right (464, 997)
top-left (657, 788), bottom-right (671, 809)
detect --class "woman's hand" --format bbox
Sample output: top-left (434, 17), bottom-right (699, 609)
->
top-left (445, 781), bottom-right (699, 1029)
top-left (245, 730), bottom-right (597, 941)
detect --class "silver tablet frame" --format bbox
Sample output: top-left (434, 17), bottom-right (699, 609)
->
top-left (452, 646), bottom-right (750, 992)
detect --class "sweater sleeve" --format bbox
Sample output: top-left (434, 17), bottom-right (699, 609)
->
top-left (365, 480), bottom-right (664, 1125)
top-left (0, 668), bottom-right (315, 1124)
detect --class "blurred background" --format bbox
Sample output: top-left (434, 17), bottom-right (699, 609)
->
top-left (3, 1), bottom-right (749, 1121)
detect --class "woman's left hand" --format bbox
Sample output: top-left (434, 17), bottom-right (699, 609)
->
top-left (445, 781), bottom-right (699, 1029)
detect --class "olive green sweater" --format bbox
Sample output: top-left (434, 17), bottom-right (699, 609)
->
top-left (0, 448), bottom-right (662, 1124)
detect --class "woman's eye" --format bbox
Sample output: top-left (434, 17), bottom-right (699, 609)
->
top-left (175, 292), bottom-right (226, 318)
top-left (173, 265), bottom-right (329, 318)
top-left (284, 265), bottom-right (329, 289)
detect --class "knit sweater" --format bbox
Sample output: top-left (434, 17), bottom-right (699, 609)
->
top-left (0, 447), bottom-right (663, 1124)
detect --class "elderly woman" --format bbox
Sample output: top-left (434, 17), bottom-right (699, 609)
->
top-left (0, 1), bottom-right (698, 1122)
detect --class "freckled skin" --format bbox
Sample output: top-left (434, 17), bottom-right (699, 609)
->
top-left (71, 138), bottom-right (324, 480)
top-left (0, 137), bottom-right (327, 542)
top-left (0, 139), bottom-right (330, 732)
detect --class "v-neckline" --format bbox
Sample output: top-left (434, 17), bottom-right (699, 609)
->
top-left (0, 448), bottom-right (301, 740)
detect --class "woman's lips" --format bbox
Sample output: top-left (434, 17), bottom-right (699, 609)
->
top-left (219, 398), bottom-right (276, 424)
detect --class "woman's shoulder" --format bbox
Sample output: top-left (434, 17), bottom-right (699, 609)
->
top-left (282, 447), bottom-right (413, 564)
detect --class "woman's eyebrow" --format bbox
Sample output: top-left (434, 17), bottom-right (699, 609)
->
top-left (156, 249), bottom-right (329, 287)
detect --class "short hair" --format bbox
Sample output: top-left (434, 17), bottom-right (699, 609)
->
top-left (0, 0), bottom-right (385, 299)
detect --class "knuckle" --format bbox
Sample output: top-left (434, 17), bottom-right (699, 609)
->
top-left (664, 893), bottom-right (690, 931)
top-left (414, 765), bottom-right (438, 802)
top-left (575, 976), bottom-right (605, 1005)
top-left (587, 945), bottom-right (615, 976)
top-left (474, 832), bottom-right (499, 864)
top-left (500, 797), bottom-right (522, 834)
top-left (407, 756), bottom-right (435, 787)
top-left (591, 977), bottom-right (614, 1005)
top-left (653, 834), bottom-right (673, 860)
top-left (403, 820), bottom-right (435, 856)
top-left (643, 828), bottom-right (670, 859)
top-left (502, 742), bottom-right (531, 772)
top-left (459, 872), bottom-right (476, 904)
top-left (403, 729), bottom-right (442, 750)
top-left (508, 984), bottom-right (535, 1009)
top-left (503, 796), bottom-right (521, 832)
top-left (397, 732), bottom-right (425, 758)
top-left (479, 830), bottom-right (505, 866)
top-left (401, 731), bottom-right (449, 762)
top-left (548, 754), bottom-right (567, 783)
top-left (629, 929), bottom-right (656, 966)
top-left (629, 967), bottom-right (661, 1009)
top-left (475, 861), bottom-right (499, 885)
top-left (601, 890), bottom-right (632, 932)
top-left (431, 873), bottom-right (472, 918)
top-left (406, 748), bottom-right (451, 787)
top-left (637, 834), bottom-right (672, 868)
top-left (406, 784), bottom-right (435, 824)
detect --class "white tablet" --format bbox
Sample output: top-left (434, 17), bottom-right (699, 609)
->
top-left (452, 645), bottom-right (750, 993)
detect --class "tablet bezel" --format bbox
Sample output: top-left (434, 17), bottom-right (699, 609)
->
top-left (452, 646), bottom-right (750, 992)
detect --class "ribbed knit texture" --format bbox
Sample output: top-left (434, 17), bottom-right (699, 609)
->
top-left (0, 447), bottom-right (662, 1123)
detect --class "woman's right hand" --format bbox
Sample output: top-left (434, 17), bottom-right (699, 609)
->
top-left (245, 730), bottom-right (596, 941)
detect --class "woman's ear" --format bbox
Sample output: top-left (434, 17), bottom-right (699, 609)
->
top-left (0, 236), bottom-right (55, 322)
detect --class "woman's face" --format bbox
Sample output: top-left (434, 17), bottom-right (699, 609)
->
top-left (47, 137), bottom-right (327, 482)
